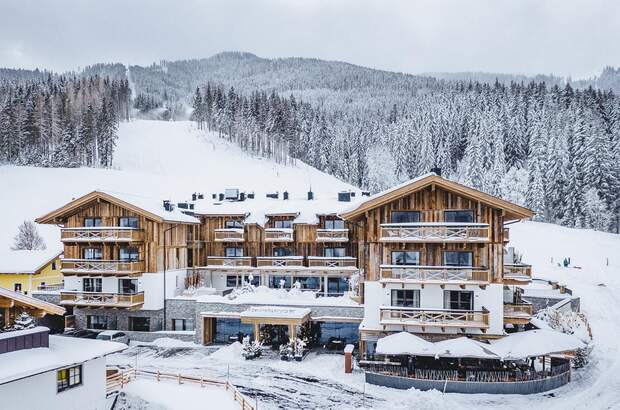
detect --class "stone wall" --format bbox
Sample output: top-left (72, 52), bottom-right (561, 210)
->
top-left (524, 296), bottom-right (581, 313)
top-left (73, 307), bottom-right (164, 332)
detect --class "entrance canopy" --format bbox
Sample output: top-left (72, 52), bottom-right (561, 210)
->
top-left (239, 306), bottom-right (311, 326)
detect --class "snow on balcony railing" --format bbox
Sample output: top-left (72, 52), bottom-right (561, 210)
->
top-left (256, 256), bottom-right (304, 267)
top-left (214, 228), bottom-right (245, 242)
top-left (380, 265), bottom-right (490, 283)
top-left (503, 264), bottom-right (532, 281)
top-left (61, 259), bottom-right (144, 276)
top-left (379, 306), bottom-right (489, 329)
top-left (61, 227), bottom-right (144, 242)
top-left (60, 291), bottom-right (144, 308)
top-left (206, 256), bottom-right (253, 267)
top-left (264, 228), bottom-right (294, 242)
top-left (380, 223), bottom-right (490, 243)
top-left (503, 302), bottom-right (533, 318)
top-left (307, 256), bottom-right (357, 268)
top-left (316, 229), bottom-right (349, 242)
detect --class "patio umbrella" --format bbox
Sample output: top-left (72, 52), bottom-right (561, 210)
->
top-left (488, 329), bottom-right (586, 360)
top-left (432, 337), bottom-right (499, 360)
top-left (375, 332), bottom-right (435, 356)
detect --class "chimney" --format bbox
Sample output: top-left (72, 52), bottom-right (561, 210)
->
top-left (307, 191), bottom-right (314, 200)
top-left (247, 192), bottom-right (255, 199)
top-left (192, 193), bottom-right (197, 201)
top-left (240, 192), bottom-right (246, 201)
top-left (283, 191), bottom-right (289, 200)
top-left (430, 167), bottom-right (442, 176)
top-left (218, 193), bottom-right (224, 201)
top-left (163, 200), bottom-right (172, 212)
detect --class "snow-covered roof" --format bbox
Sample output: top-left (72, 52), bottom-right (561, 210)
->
top-left (0, 248), bottom-right (62, 274)
top-left (375, 332), bottom-right (434, 356)
top-left (488, 329), bottom-right (586, 360)
top-left (432, 337), bottom-right (499, 359)
top-left (0, 287), bottom-right (65, 316)
top-left (193, 191), bottom-right (365, 226)
top-left (194, 286), bottom-right (361, 307)
top-left (0, 334), bottom-right (126, 385)
top-left (240, 306), bottom-right (311, 320)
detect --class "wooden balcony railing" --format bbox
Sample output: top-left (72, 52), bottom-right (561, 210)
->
top-left (255, 256), bottom-right (304, 267)
top-left (307, 257), bottom-right (357, 268)
top-left (380, 265), bottom-right (491, 283)
top-left (61, 227), bottom-right (144, 242)
top-left (316, 229), bottom-right (349, 242)
top-left (264, 228), bottom-right (294, 242)
top-left (503, 303), bottom-right (533, 318)
top-left (60, 291), bottom-right (144, 309)
top-left (36, 283), bottom-right (64, 291)
top-left (61, 259), bottom-right (144, 276)
top-left (205, 256), bottom-right (253, 267)
top-left (380, 223), bottom-right (490, 243)
top-left (214, 229), bottom-right (244, 242)
top-left (503, 263), bottom-right (532, 282)
top-left (379, 306), bottom-right (490, 330)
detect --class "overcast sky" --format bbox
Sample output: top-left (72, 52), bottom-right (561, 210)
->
top-left (1, 0), bottom-right (618, 78)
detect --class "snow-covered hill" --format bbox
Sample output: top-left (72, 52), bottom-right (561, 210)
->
top-left (0, 120), bottom-right (353, 251)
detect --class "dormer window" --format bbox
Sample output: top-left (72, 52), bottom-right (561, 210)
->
top-left (225, 219), bottom-right (243, 229)
top-left (444, 210), bottom-right (475, 223)
top-left (391, 211), bottom-right (420, 224)
top-left (324, 219), bottom-right (345, 229)
top-left (119, 217), bottom-right (139, 228)
top-left (274, 220), bottom-right (292, 229)
top-left (84, 217), bottom-right (102, 227)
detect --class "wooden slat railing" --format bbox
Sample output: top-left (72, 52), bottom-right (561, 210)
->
top-left (214, 229), bottom-right (245, 242)
top-left (206, 256), bottom-right (253, 267)
top-left (256, 257), bottom-right (304, 267)
top-left (307, 257), bottom-right (357, 268)
top-left (60, 291), bottom-right (144, 308)
top-left (379, 306), bottom-right (489, 329)
top-left (503, 263), bottom-right (532, 280)
top-left (36, 282), bottom-right (64, 291)
top-left (380, 223), bottom-right (490, 243)
top-left (380, 265), bottom-right (490, 283)
top-left (503, 302), bottom-right (533, 317)
top-left (264, 228), bottom-right (294, 242)
top-left (61, 227), bottom-right (144, 242)
top-left (61, 259), bottom-right (144, 276)
top-left (316, 229), bottom-right (349, 242)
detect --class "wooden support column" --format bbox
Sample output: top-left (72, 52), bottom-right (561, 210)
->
top-left (254, 323), bottom-right (260, 343)
top-left (289, 324), bottom-right (296, 343)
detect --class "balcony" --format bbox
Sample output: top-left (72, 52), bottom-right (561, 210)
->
top-left (214, 228), bottom-right (244, 242)
top-left (503, 302), bottom-right (533, 324)
top-left (256, 256), bottom-right (304, 268)
top-left (316, 229), bottom-right (349, 242)
top-left (205, 256), bottom-right (253, 269)
top-left (380, 223), bottom-right (490, 243)
top-left (379, 306), bottom-right (489, 331)
top-left (264, 228), bottom-right (294, 242)
top-left (380, 265), bottom-right (491, 285)
top-left (307, 256), bottom-right (357, 269)
top-left (60, 291), bottom-right (144, 310)
top-left (61, 227), bottom-right (144, 243)
top-left (61, 259), bottom-right (144, 277)
top-left (503, 263), bottom-right (532, 284)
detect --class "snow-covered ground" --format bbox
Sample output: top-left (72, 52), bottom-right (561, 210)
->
top-left (107, 221), bottom-right (620, 410)
top-left (0, 120), bottom-right (353, 251)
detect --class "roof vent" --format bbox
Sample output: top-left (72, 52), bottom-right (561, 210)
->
top-left (266, 192), bottom-right (279, 199)
top-left (431, 167), bottom-right (442, 176)
top-left (163, 200), bottom-right (173, 212)
top-left (283, 191), bottom-right (289, 200)
top-left (247, 192), bottom-right (255, 199)
top-left (225, 188), bottom-right (239, 200)
top-left (361, 191), bottom-right (371, 197)
top-left (350, 192), bottom-right (356, 197)
top-left (212, 193), bottom-right (217, 199)
top-left (219, 193), bottom-right (225, 201)
top-left (239, 192), bottom-right (246, 201)
top-left (177, 202), bottom-right (189, 210)
top-left (307, 191), bottom-right (314, 200)
top-left (338, 192), bottom-right (351, 202)
top-left (197, 193), bottom-right (204, 200)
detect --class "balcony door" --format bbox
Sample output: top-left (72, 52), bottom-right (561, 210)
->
top-left (444, 210), bottom-right (475, 223)
top-left (84, 217), bottom-right (102, 227)
top-left (443, 251), bottom-right (473, 267)
top-left (118, 217), bottom-right (139, 228)
top-left (83, 278), bottom-right (102, 293)
top-left (274, 220), bottom-right (293, 229)
top-left (119, 279), bottom-right (138, 295)
top-left (120, 247), bottom-right (139, 262)
top-left (391, 289), bottom-right (420, 307)
top-left (273, 247), bottom-right (292, 257)
top-left (443, 290), bottom-right (473, 311)
top-left (391, 251), bottom-right (420, 265)
top-left (324, 247), bottom-right (346, 258)
top-left (324, 219), bottom-right (345, 229)
top-left (390, 211), bottom-right (420, 224)
top-left (83, 247), bottom-right (102, 260)
top-left (225, 247), bottom-right (243, 257)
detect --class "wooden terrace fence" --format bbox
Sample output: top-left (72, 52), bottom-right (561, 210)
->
top-left (107, 368), bottom-right (256, 410)
top-left (61, 227), bottom-right (144, 242)
top-left (380, 265), bottom-right (491, 283)
top-left (380, 223), bottom-right (490, 243)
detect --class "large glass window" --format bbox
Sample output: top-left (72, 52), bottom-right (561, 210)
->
top-left (273, 247), bottom-right (292, 257)
top-left (319, 322), bottom-right (360, 345)
top-left (84, 217), bottom-right (102, 227)
top-left (391, 251), bottom-right (420, 265)
top-left (225, 219), bottom-right (243, 229)
top-left (83, 247), bottom-right (102, 260)
top-left (391, 211), bottom-right (420, 224)
top-left (294, 276), bottom-right (321, 290)
top-left (119, 217), bottom-right (139, 228)
top-left (327, 277), bottom-right (349, 296)
top-left (172, 318), bottom-right (195, 331)
top-left (87, 315), bottom-right (108, 330)
top-left (324, 247), bottom-right (346, 258)
top-left (391, 289), bottom-right (420, 307)
top-left (119, 247), bottom-right (139, 261)
top-left (226, 275), bottom-right (238, 287)
top-left (444, 210), bottom-right (475, 223)
top-left (274, 220), bottom-right (292, 229)
top-left (225, 247), bottom-right (244, 257)
top-left (119, 279), bottom-right (138, 294)
top-left (324, 219), bottom-right (345, 229)
top-left (269, 275), bottom-right (292, 289)
top-left (57, 365), bottom-right (82, 392)
top-left (129, 317), bottom-right (150, 331)
top-left (83, 278), bottom-right (102, 293)
top-left (444, 251), bottom-right (473, 267)
top-left (214, 318), bottom-right (254, 343)
top-left (444, 290), bottom-right (473, 310)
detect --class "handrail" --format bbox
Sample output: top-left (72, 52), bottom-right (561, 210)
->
top-left (380, 223), bottom-right (490, 242)
top-left (206, 256), bottom-right (253, 267)
top-left (61, 259), bottom-right (145, 275)
top-left (60, 291), bottom-right (144, 307)
top-left (61, 227), bottom-right (144, 242)
top-left (379, 306), bottom-right (489, 328)
top-left (316, 228), bottom-right (349, 242)
top-left (380, 265), bottom-right (490, 283)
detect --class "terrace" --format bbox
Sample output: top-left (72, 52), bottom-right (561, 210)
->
top-left (61, 259), bottom-right (144, 277)
top-left (379, 306), bottom-right (490, 332)
top-left (379, 265), bottom-right (491, 285)
top-left (315, 229), bottom-right (349, 242)
top-left (59, 291), bottom-right (144, 310)
top-left (61, 227), bottom-right (144, 243)
top-left (214, 228), bottom-right (245, 242)
top-left (380, 222), bottom-right (491, 243)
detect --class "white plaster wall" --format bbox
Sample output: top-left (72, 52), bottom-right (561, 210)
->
top-left (63, 276), bottom-right (120, 293)
top-left (0, 357), bottom-right (107, 410)
top-left (140, 272), bottom-right (164, 310)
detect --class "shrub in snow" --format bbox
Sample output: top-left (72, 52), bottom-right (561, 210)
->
top-left (241, 336), bottom-right (262, 360)
top-left (279, 341), bottom-right (294, 361)
top-left (11, 220), bottom-right (46, 250)
top-left (535, 307), bottom-right (593, 367)
top-left (5, 312), bottom-right (36, 331)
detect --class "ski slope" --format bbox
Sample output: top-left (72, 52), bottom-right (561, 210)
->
top-left (0, 120), bottom-right (353, 251)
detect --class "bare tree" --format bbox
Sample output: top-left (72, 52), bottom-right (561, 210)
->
top-left (11, 221), bottom-right (46, 251)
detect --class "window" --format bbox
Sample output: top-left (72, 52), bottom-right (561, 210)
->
top-left (119, 247), bottom-right (139, 261)
top-left (83, 247), bottom-right (102, 260)
top-left (273, 247), bottom-right (292, 257)
top-left (57, 365), bottom-right (82, 392)
top-left (225, 247), bottom-right (244, 257)
top-left (391, 251), bottom-right (420, 265)
top-left (84, 217), bottom-right (102, 227)
top-left (327, 277), bottom-right (349, 296)
top-left (119, 217), bottom-right (139, 228)
top-left (214, 318), bottom-right (255, 344)
top-left (391, 289), bottom-right (420, 307)
top-left (269, 275), bottom-right (292, 289)
top-left (83, 278), bottom-right (102, 293)
top-left (324, 247), bottom-right (346, 258)
top-left (119, 279), bottom-right (138, 295)
top-left (14, 283), bottom-right (22, 292)
top-left (226, 275), bottom-right (238, 287)
top-left (274, 220), bottom-right (292, 229)
top-left (444, 290), bottom-right (473, 311)
top-left (51, 261), bottom-right (57, 270)
top-left (172, 319), bottom-right (195, 331)
top-left (87, 315), bottom-right (108, 330)
top-left (391, 211), bottom-right (420, 224)
top-left (225, 219), bottom-right (243, 229)
top-left (324, 219), bottom-right (345, 229)
top-left (319, 322), bottom-right (360, 345)
top-left (444, 251), bottom-right (473, 267)
top-left (294, 276), bottom-right (321, 290)
top-left (129, 317), bottom-right (150, 331)
top-left (444, 210), bottom-right (475, 223)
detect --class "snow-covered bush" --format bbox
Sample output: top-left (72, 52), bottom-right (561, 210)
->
top-left (535, 307), bottom-right (593, 367)
top-left (5, 312), bottom-right (36, 331)
top-left (279, 341), bottom-right (294, 361)
top-left (241, 336), bottom-right (262, 360)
